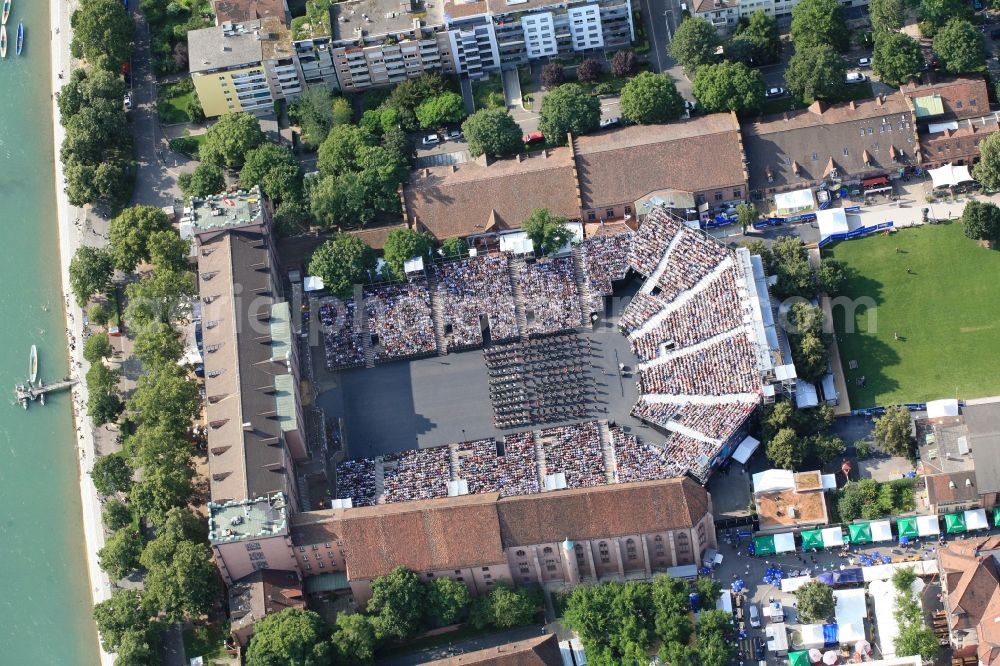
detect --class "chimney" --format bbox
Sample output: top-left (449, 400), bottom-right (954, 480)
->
top-left (451, 164), bottom-right (458, 172)
top-left (849, 100), bottom-right (856, 110)
top-left (808, 100), bottom-right (825, 115)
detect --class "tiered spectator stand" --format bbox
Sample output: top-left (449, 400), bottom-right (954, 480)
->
top-left (571, 245), bottom-right (596, 326)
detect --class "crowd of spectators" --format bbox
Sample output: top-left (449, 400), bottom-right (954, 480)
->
top-left (631, 265), bottom-right (746, 360)
top-left (365, 281), bottom-right (437, 362)
top-left (652, 232), bottom-right (731, 304)
top-left (435, 256), bottom-right (519, 351)
top-left (498, 431), bottom-right (542, 496)
top-left (513, 257), bottom-right (583, 335)
top-left (660, 431), bottom-right (725, 480)
top-left (382, 446), bottom-right (451, 503)
top-left (639, 332), bottom-right (761, 396)
top-left (333, 458), bottom-right (377, 507)
top-left (610, 427), bottom-right (675, 483)
top-left (627, 212), bottom-right (683, 276)
top-left (539, 421), bottom-right (607, 489)
top-left (581, 231), bottom-right (634, 310)
top-left (619, 292), bottom-right (667, 334)
top-left (630, 399), bottom-right (756, 441)
top-left (319, 298), bottom-right (366, 369)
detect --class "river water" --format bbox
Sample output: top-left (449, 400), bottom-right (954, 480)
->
top-left (0, 0), bottom-right (102, 662)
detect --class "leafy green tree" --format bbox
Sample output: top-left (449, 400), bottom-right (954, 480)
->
top-left (934, 19), bottom-right (987, 74)
top-left (103, 499), bottom-right (132, 532)
top-left (91, 451), bottom-right (134, 496)
top-left (426, 577), bottom-right (472, 627)
top-left (812, 433), bottom-right (847, 464)
top-left (86, 363), bottom-right (123, 426)
top-left (817, 257), bottom-right (849, 294)
top-left (538, 83), bottom-right (601, 145)
top-left (115, 630), bottom-right (157, 666)
top-left (308, 234), bottom-right (378, 298)
top-left (620, 72), bottom-right (686, 124)
top-left (661, 643), bottom-right (697, 666)
top-left (70, 0), bottom-right (134, 70)
top-left (385, 72), bottom-right (451, 130)
top-left (469, 582), bottom-right (538, 630)
top-left (331, 613), bottom-right (376, 665)
top-left (695, 577), bottom-right (722, 609)
top-left (797, 581), bottom-right (836, 622)
top-left (147, 230), bottom-right (190, 274)
top-left (921, 0), bottom-right (972, 32)
top-left (132, 322), bottom-right (184, 369)
top-left (523, 208), bottom-right (573, 256)
top-left (440, 237), bottom-right (469, 258)
top-left (788, 302), bottom-right (824, 337)
top-left (735, 203), bottom-right (758, 232)
top-left (291, 86), bottom-right (336, 148)
top-left (974, 132), bottom-right (1000, 190)
top-left (274, 201), bottom-right (313, 237)
top-left (698, 610), bottom-right (736, 666)
top-left (612, 49), bottom-right (639, 77)
top-left (730, 11), bottom-right (782, 65)
top-left (360, 106), bottom-right (404, 136)
top-left (89, 302), bottom-right (111, 327)
top-left (142, 539), bottom-right (219, 622)
top-left (93, 589), bottom-right (152, 652)
top-left (791, 0), bottom-right (849, 51)
top-left (792, 331), bottom-right (830, 383)
top-left (332, 96), bottom-right (354, 126)
top-left (462, 108), bottom-right (523, 157)
top-left (869, 0), bottom-right (904, 32)
top-left (239, 144), bottom-right (303, 205)
top-left (416, 92), bottom-right (466, 129)
top-left (128, 463), bottom-right (195, 526)
top-left (383, 229), bottom-right (436, 281)
top-left (895, 623), bottom-right (940, 660)
top-left (70, 246), bottom-right (115, 307)
top-left (178, 163), bottom-right (225, 198)
top-left (129, 422), bottom-right (191, 472)
top-left (92, 158), bottom-right (136, 206)
top-left (123, 269), bottom-right (196, 330)
top-left (108, 206), bottom-right (172, 272)
top-left (367, 567), bottom-right (426, 641)
top-left (785, 45), bottom-right (849, 103)
top-left (766, 427), bottom-right (807, 469)
top-left (140, 508), bottom-right (209, 570)
top-left (872, 33), bottom-right (925, 86)
top-left (577, 58), bottom-right (603, 83)
top-left (873, 405), bottom-right (914, 457)
top-left (98, 526), bottom-right (144, 579)
top-left (669, 17), bottom-right (720, 73)
top-left (246, 608), bottom-right (333, 666)
top-left (128, 364), bottom-right (201, 431)
top-left (770, 236), bottom-right (816, 298)
top-left (962, 199), bottom-right (1000, 242)
top-left (692, 61), bottom-right (765, 113)
top-left (199, 112), bottom-right (266, 168)
top-left (58, 69), bottom-right (91, 121)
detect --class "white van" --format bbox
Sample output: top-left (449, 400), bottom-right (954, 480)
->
top-left (749, 604), bottom-right (761, 628)
top-left (846, 71), bottom-right (867, 84)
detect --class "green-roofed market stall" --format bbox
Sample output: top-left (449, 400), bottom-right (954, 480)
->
top-left (754, 535), bottom-right (776, 556)
top-left (848, 522), bottom-right (873, 544)
top-left (801, 529), bottom-right (824, 550)
top-left (789, 650), bottom-right (811, 666)
top-left (945, 512), bottom-right (967, 534)
top-left (897, 517), bottom-right (918, 538)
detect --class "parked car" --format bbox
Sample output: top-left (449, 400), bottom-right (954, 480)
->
top-left (846, 71), bottom-right (867, 84)
top-left (447, 129), bottom-right (463, 141)
top-left (422, 134), bottom-right (441, 146)
top-left (123, 92), bottom-right (133, 110)
top-left (749, 604), bottom-right (761, 628)
top-left (858, 56), bottom-right (872, 67)
top-left (523, 131), bottom-right (544, 145)
top-left (765, 86), bottom-right (786, 98)
top-left (599, 116), bottom-right (620, 128)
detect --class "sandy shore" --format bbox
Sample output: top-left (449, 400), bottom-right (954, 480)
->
top-left (48, 0), bottom-right (116, 664)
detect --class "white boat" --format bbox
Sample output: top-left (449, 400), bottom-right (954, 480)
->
top-left (1, 0), bottom-right (10, 27)
top-left (1, 25), bottom-right (7, 59)
top-left (29, 344), bottom-right (37, 384)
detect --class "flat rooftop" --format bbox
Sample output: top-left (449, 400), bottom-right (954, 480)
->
top-left (756, 487), bottom-right (829, 531)
top-left (189, 20), bottom-right (292, 73)
top-left (187, 188), bottom-right (266, 233)
top-left (209, 493), bottom-right (290, 544)
top-left (330, 0), bottom-right (443, 41)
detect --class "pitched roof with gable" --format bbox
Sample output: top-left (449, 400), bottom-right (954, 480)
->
top-left (338, 493), bottom-right (506, 580)
top-left (902, 77), bottom-right (991, 121)
top-left (572, 114), bottom-right (746, 208)
top-left (422, 634), bottom-right (563, 666)
top-left (403, 150), bottom-right (579, 240)
top-left (742, 95), bottom-right (916, 191)
top-left (926, 470), bottom-right (979, 506)
top-left (496, 477), bottom-right (709, 546)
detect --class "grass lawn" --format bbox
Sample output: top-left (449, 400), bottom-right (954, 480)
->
top-left (182, 624), bottom-right (229, 664)
top-left (827, 222), bottom-right (1000, 408)
top-left (472, 74), bottom-right (506, 111)
top-left (168, 133), bottom-right (207, 159)
top-left (158, 83), bottom-right (196, 125)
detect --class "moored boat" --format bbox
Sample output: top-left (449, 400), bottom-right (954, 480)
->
top-left (15, 20), bottom-right (21, 56)
top-left (29, 344), bottom-right (37, 384)
top-left (1, 25), bottom-right (8, 59)
top-left (1, 0), bottom-right (10, 26)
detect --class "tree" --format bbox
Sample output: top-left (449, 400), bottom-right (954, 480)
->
top-left (140, 508), bottom-right (209, 570)
top-left (145, 232), bottom-right (188, 275)
top-left (812, 433), bottom-right (846, 464)
top-left (128, 365), bottom-right (201, 432)
top-left (538, 83), bottom-right (601, 145)
top-left (792, 332), bottom-right (829, 383)
top-left (82, 332), bottom-right (111, 368)
top-left (143, 539), bottom-right (219, 622)
top-left (523, 208), bottom-right (573, 256)
top-left (788, 302), bottom-right (824, 337)
top-left (103, 499), bottom-right (132, 532)
top-left (620, 72), bottom-right (686, 124)
top-left (577, 58), bottom-right (603, 83)
top-left (921, 0), bottom-right (972, 32)
top-left (934, 19), bottom-right (986, 74)
top-left (274, 201), bottom-right (312, 237)
top-left (199, 112), bottom-right (266, 168)
top-left (416, 92), bottom-right (466, 129)
top-left (291, 86), bottom-right (336, 148)
top-left (115, 630), bottom-right (156, 666)
top-left (425, 577), bottom-right (472, 627)
top-left (247, 609), bottom-right (332, 666)
top-left (462, 108), bottom-right (523, 157)
top-left (91, 451), bottom-right (134, 496)
top-left (86, 363), bottom-right (123, 426)
top-left (541, 62), bottom-right (566, 89)
top-left (669, 17), bottom-right (720, 73)
top-left (692, 61), bottom-right (765, 114)
top-left (872, 33), bottom-right (925, 86)
top-left (735, 203), bottom-right (758, 232)
top-left (240, 144), bottom-right (303, 205)
top-left (611, 49), bottom-right (639, 77)
top-left (385, 73), bottom-right (451, 130)
top-left (817, 257), bottom-right (849, 294)
top-left (123, 269), bottom-right (196, 330)
top-left (108, 206), bottom-right (172, 272)
top-left (128, 464), bottom-right (195, 526)
top-left (132, 322), bottom-right (184, 369)
top-left (98, 526), bottom-right (144, 579)
top-left (177, 162), bottom-right (225, 198)
top-left (470, 582), bottom-right (538, 630)
top-left (962, 199), bottom-right (1000, 242)
top-left (93, 589), bottom-right (151, 652)
top-left (70, 0), bottom-right (134, 70)
top-left (383, 229), bottom-right (436, 281)
top-left (791, 0), bottom-right (849, 51)
top-left (896, 623), bottom-right (940, 660)
top-left (974, 132), bottom-right (1000, 190)
top-left (332, 96), bottom-right (353, 126)
top-left (770, 236), bottom-right (816, 298)
top-left (694, 577), bottom-right (722, 610)
top-left (652, 575), bottom-right (694, 646)
top-left (730, 11), bottom-right (782, 65)
top-left (873, 405), bottom-right (914, 457)
top-left (69, 246), bottom-right (115, 307)
top-left (308, 234), bottom-right (378, 298)
top-left (367, 567), bottom-right (426, 641)
top-left (89, 302), bottom-right (111, 327)
top-left (868, 0), bottom-right (904, 32)
top-left (797, 581), bottom-right (836, 622)
top-left (331, 613), bottom-right (376, 665)
top-left (440, 237), bottom-right (469, 258)
top-left (785, 45), bottom-right (848, 103)
top-left (129, 422), bottom-right (191, 472)
top-left (766, 427), bottom-right (806, 469)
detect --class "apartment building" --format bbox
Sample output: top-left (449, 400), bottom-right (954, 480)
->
top-left (903, 77), bottom-right (1000, 169)
top-left (692, 0), bottom-right (867, 33)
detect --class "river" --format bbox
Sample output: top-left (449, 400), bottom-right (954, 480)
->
top-left (0, 0), bottom-right (102, 662)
